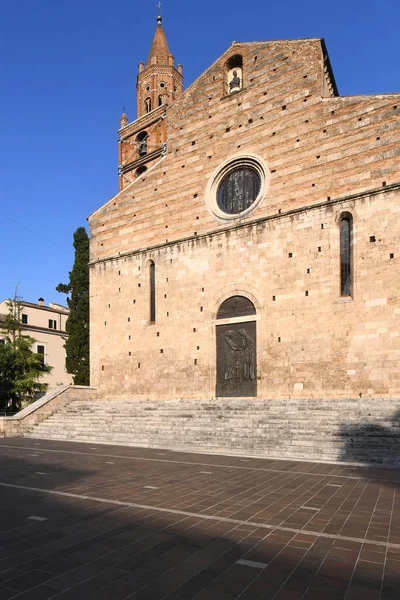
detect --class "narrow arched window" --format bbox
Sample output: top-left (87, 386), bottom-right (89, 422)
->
top-left (340, 213), bottom-right (353, 296)
top-left (149, 261), bottom-right (156, 323)
top-left (136, 131), bottom-right (148, 156)
top-left (145, 97), bottom-right (151, 113)
top-left (158, 95), bottom-right (163, 106)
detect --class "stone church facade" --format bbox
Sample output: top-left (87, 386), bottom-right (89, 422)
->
top-left (89, 16), bottom-right (400, 401)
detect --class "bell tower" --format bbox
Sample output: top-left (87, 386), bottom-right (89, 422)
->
top-left (117, 12), bottom-right (183, 190)
top-left (137, 13), bottom-right (183, 118)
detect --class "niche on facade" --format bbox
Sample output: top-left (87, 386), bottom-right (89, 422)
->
top-left (144, 97), bottom-right (152, 113)
top-left (136, 131), bottom-right (149, 156)
top-left (224, 55), bottom-right (243, 95)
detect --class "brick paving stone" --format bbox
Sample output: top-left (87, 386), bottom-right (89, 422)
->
top-left (0, 438), bottom-right (399, 599)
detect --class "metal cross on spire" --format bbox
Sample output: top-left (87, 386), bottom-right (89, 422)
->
top-left (157, 1), bottom-right (162, 18)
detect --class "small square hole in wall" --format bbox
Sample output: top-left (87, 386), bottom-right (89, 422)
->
top-left (370, 236), bottom-right (376, 242)
top-left (200, 307), bottom-right (203, 312)
top-left (316, 155), bottom-right (320, 159)
top-left (382, 181), bottom-right (386, 187)
top-left (138, 363), bottom-right (140, 369)
top-left (129, 352), bottom-right (131, 356)
top-left (296, 138), bottom-right (300, 142)
top-left (197, 346), bottom-right (200, 350)
top-left (166, 278), bottom-right (169, 282)
top-left (305, 119), bottom-right (309, 123)
top-left (282, 105), bottom-right (286, 111)
top-left (321, 223), bottom-right (324, 229)
top-left (226, 127), bottom-right (230, 133)
top-left (133, 299), bottom-right (136, 304)
top-left (138, 283), bottom-right (141, 287)
top-left (305, 291), bottom-right (309, 296)
top-left (164, 294), bottom-right (167, 299)
top-left (193, 193), bottom-right (198, 198)
top-left (312, 183), bottom-right (315, 187)
top-left (138, 266), bottom-right (141, 271)
top-left (390, 253), bottom-right (395, 259)
top-left (273, 295), bottom-right (276, 301)
top-left (201, 287), bottom-right (204, 292)
top-left (128, 335), bottom-right (131, 340)
top-left (193, 328), bottom-right (196, 332)
top-left (104, 321), bottom-right (107, 326)
top-left (118, 271), bottom-right (121, 275)
top-left (192, 141), bottom-right (196, 146)
top-left (157, 332), bottom-right (160, 337)
top-left (278, 337), bottom-right (281, 343)
top-left (248, 118), bottom-right (253, 124)
top-left (102, 365), bottom-right (104, 371)
top-left (108, 304), bottom-right (110, 308)
top-left (288, 252), bottom-right (293, 258)
top-left (119, 288), bottom-right (121, 292)
top-left (194, 359), bottom-right (197, 365)
top-left (376, 136), bottom-right (380, 140)
top-left (327, 196), bottom-right (331, 201)
top-left (318, 247), bottom-right (321, 252)
top-left (167, 312), bottom-right (169, 316)
top-left (307, 268), bottom-right (310, 274)
top-left (128, 317), bottom-right (130, 322)
top-left (160, 349), bottom-right (163, 354)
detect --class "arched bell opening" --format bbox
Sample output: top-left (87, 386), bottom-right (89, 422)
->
top-left (216, 295), bottom-right (257, 397)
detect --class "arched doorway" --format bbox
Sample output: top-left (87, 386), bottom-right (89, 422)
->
top-left (216, 296), bottom-right (257, 397)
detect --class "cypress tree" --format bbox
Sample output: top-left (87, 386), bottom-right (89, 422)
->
top-left (56, 227), bottom-right (90, 385)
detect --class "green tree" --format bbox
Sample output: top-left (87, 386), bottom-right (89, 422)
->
top-left (0, 298), bottom-right (52, 412)
top-left (56, 227), bottom-right (90, 385)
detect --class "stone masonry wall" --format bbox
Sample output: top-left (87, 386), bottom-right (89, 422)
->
top-left (89, 38), bottom-right (400, 400)
top-left (90, 187), bottom-right (400, 399)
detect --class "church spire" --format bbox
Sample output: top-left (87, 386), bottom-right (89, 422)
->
top-left (146, 9), bottom-right (172, 68)
top-left (136, 10), bottom-right (183, 119)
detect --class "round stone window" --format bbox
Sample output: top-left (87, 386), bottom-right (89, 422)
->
top-left (205, 154), bottom-right (268, 221)
top-left (217, 166), bottom-right (261, 214)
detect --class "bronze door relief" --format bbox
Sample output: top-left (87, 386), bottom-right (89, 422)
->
top-left (216, 321), bottom-right (256, 397)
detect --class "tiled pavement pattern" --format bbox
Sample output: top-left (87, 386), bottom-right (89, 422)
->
top-left (0, 439), bottom-right (399, 599)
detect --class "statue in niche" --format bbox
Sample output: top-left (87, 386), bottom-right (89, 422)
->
top-left (229, 70), bottom-right (241, 92)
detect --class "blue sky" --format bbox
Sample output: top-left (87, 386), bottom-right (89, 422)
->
top-left (0, 0), bottom-right (398, 306)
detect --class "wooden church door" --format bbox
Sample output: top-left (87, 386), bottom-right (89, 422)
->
top-left (216, 296), bottom-right (257, 398)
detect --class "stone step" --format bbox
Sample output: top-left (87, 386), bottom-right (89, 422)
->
top-left (23, 397), bottom-right (400, 465)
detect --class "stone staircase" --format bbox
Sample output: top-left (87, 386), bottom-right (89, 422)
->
top-left (22, 398), bottom-right (400, 464)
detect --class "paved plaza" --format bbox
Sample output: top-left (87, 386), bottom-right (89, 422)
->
top-left (0, 438), bottom-right (399, 599)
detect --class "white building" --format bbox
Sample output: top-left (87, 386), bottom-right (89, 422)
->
top-left (0, 298), bottom-right (73, 390)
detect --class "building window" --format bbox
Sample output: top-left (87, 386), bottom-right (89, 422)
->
top-left (136, 131), bottom-right (149, 156)
top-left (206, 154), bottom-right (268, 222)
top-left (150, 261), bottom-right (156, 323)
top-left (145, 97), bottom-right (152, 113)
top-left (217, 166), bottom-right (261, 214)
top-left (340, 213), bottom-right (353, 296)
top-left (48, 319), bottom-right (57, 329)
top-left (37, 344), bottom-right (46, 364)
top-left (21, 313), bottom-right (28, 324)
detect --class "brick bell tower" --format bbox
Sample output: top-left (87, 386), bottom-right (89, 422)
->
top-left (118, 12), bottom-right (183, 190)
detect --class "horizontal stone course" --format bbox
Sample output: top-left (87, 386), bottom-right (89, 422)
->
top-left (24, 397), bottom-right (400, 466)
